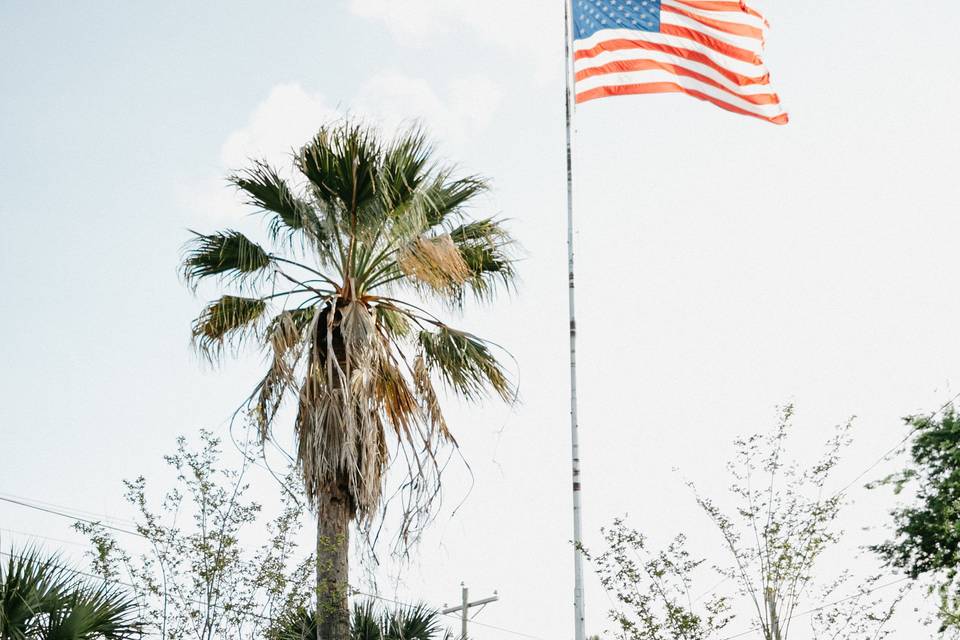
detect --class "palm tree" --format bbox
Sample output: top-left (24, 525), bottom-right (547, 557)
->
top-left (0, 547), bottom-right (140, 640)
top-left (183, 121), bottom-right (516, 639)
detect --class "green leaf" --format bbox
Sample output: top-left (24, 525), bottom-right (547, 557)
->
top-left (191, 295), bottom-right (268, 359)
top-left (231, 161), bottom-right (319, 243)
top-left (182, 230), bottom-right (271, 287)
top-left (419, 327), bottom-right (511, 402)
top-left (296, 123), bottom-right (381, 218)
top-left (450, 218), bottom-right (517, 300)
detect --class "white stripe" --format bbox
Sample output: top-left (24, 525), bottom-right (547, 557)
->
top-left (661, 0), bottom-right (767, 32)
top-left (575, 48), bottom-right (772, 95)
top-left (575, 68), bottom-right (784, 118)
top-left (574, 28), bottom-right (764, 78)
top-left (660, 8), bottom-right (759, 51)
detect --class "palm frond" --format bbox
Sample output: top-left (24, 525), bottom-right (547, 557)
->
top-left (191, 295), bottom-right (268, 359)
top-left (414, 355), bottom-right (452, 443)
top-left (374, 305), bottom-right (412, 340)
top-left (1, 547), bottom-right (72, 639)
top-left (40, 583), bottom-right (140, 640)
top-left (271, 606), bottom-right (316, 640)
top-left (381, 603), bottom-right (443, 640)
top-left (397, 235), bottom-right (471, 295)
top-left (450, 218), bottom-right (517, 301)
top-left (380, 127), bottom-right (433, 211)
top-left (296, 123), bottom-right (381, 219)
top-left (420, 174), bottom-right (488, 228)
top-left (1, 548), bottom-right (139, 640)
top-left (230, 161), bottom-right (320, 244)
top-left (255, 308), bottom-right (316, 434)
top-left (373, 356), bottom-right (419, 439)
top-left (418, 327), bottom-right (512, 402)
top-left (182, 230), bottom-right (272, 288)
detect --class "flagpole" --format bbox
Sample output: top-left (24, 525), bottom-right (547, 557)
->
top-left (562, 1), bottom-right (587, 639)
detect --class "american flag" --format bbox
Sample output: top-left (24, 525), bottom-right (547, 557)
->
top-left (573, 0), bottom-right (788, 124)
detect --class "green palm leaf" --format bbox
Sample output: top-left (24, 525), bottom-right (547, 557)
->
top-left (182, 230), bottom-right (271, 287)
top-left (191, 295), bottom-right (268, 358)
top-left (419, 327), bottom-right (511, 402)
top-left (231, 161), bottom-right (320, 244)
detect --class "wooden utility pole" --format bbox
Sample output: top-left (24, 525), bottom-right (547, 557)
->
top-left (441, 583), bottom-right (499, 639)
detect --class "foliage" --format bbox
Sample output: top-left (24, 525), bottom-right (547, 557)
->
top-left (181, 120), bottom-right (518, 551)
top-left (0, 546), bottom-right (140, 640)
top-left (588, 406), bottom-right (905, 640)
top-left (582, 523), bottom-right (732, 640)
top-left (269, 600), bottom-right (453, 640)
top-left (76, 431), bottom-right (313, 640)
top-left (872, 407), bottom-right (960, 634)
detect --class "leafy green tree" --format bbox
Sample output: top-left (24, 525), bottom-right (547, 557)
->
top-left (872, 407), bottom-right (960, 634)
top-left (0, 547), bottom-right (139, 640)
top-left (181, 121), bottom-right (517, 637)
top-left (77, 431), bottom-right (313, 640)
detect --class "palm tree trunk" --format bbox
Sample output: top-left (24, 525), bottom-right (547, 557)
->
top-left (316, 477), bottom-right (351, 640)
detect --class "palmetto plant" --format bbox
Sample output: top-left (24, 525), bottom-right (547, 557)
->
top-left (0, 547), bottom-right (139, 640)
top-left (182, 121), bottom-right (516, 638)
top-left (272, 601), bottom-right (453, 640)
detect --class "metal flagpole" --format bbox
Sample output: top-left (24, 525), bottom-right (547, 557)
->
top-left (562, 1), bottom-right (586, 639)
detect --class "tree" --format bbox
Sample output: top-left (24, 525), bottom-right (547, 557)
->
top-left (0, 547), bottom-right (140, 640)
top-left (181, 121), bottom-right (517, 638)
top-left (587, 406), bottom-right (905, 640)
top-left (76, 431), bottom-right (314, 640)
top-left (872, 407), bottom-right (960, 634)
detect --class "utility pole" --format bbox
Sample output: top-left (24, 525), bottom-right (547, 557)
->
top-left (441, 583), bottom-right (498, 639)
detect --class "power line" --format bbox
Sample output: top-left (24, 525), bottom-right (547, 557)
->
top-left (0, 525), bottom-right (543, 640)
top-left (353, 589), bottom-right (546, 640)
top-left (715, 577), bottom-right (911, 640)
top-left (0, 526), bottom-right (90, 548)
top-left (833, 390), bottom-right (960, 498)
top-left (0, 491), bottom-right (138, 527)
top-left (0, 495), bottom-right (145, 538)
top-left (0, 549), bottom-right (278, 624)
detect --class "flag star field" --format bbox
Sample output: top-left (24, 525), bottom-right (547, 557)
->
top-left (574, 0), bottom-right (661, 39)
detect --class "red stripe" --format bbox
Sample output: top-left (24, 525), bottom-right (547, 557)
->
top-left (671, 0), bottom-right (767, 23)
top-left (575, 39), bottom-right (769, 88)
top-left (660, 24), bottom-right (759, 63)
top-left (576, 59), bottom-right (780, 106)
top-left (661, 4), bottom-right (763, 40)
top-left (576, 82), bottom-right (788, 125)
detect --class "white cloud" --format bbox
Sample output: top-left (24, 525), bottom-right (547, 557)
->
top-left (347, 0), bottom-right (559, 73)
top-left (219, 83), bottom-right (340, 171)
top-left (355, 72), bottom-right (503, 144)
top-left (185, 75), bottom-right (502, 221)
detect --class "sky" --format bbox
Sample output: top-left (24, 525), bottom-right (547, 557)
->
top-left (2, 1), bottom-right (960, 638)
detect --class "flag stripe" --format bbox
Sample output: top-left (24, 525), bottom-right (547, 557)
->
top-left (575, 68), bottom-right (784, 117)
top-left (575, 37), bottom-right (770, 87)
top-left (572, 0), bottom-right (787, 124)
top-left (661, 0), bottom-right (766, 30)
top-left (576, 60), bottom-right (780, 105)
top-left (670, 0), bottom-right (768, 23)
top-left (660, 11), bottom-right (760, 51)
top-left (576, 82), bottom-right (787, 125)
top-left (661, 3), bottom-right (763, 40)
top-left (575, 48), bottom-right (773, 96)
top-left (659, 24), bottom-right (758, 63)
top-left (576, 29), bottom-right (766, 78)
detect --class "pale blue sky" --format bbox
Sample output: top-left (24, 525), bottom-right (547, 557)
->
top-left (3, 2), bottom-right (960, 639)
